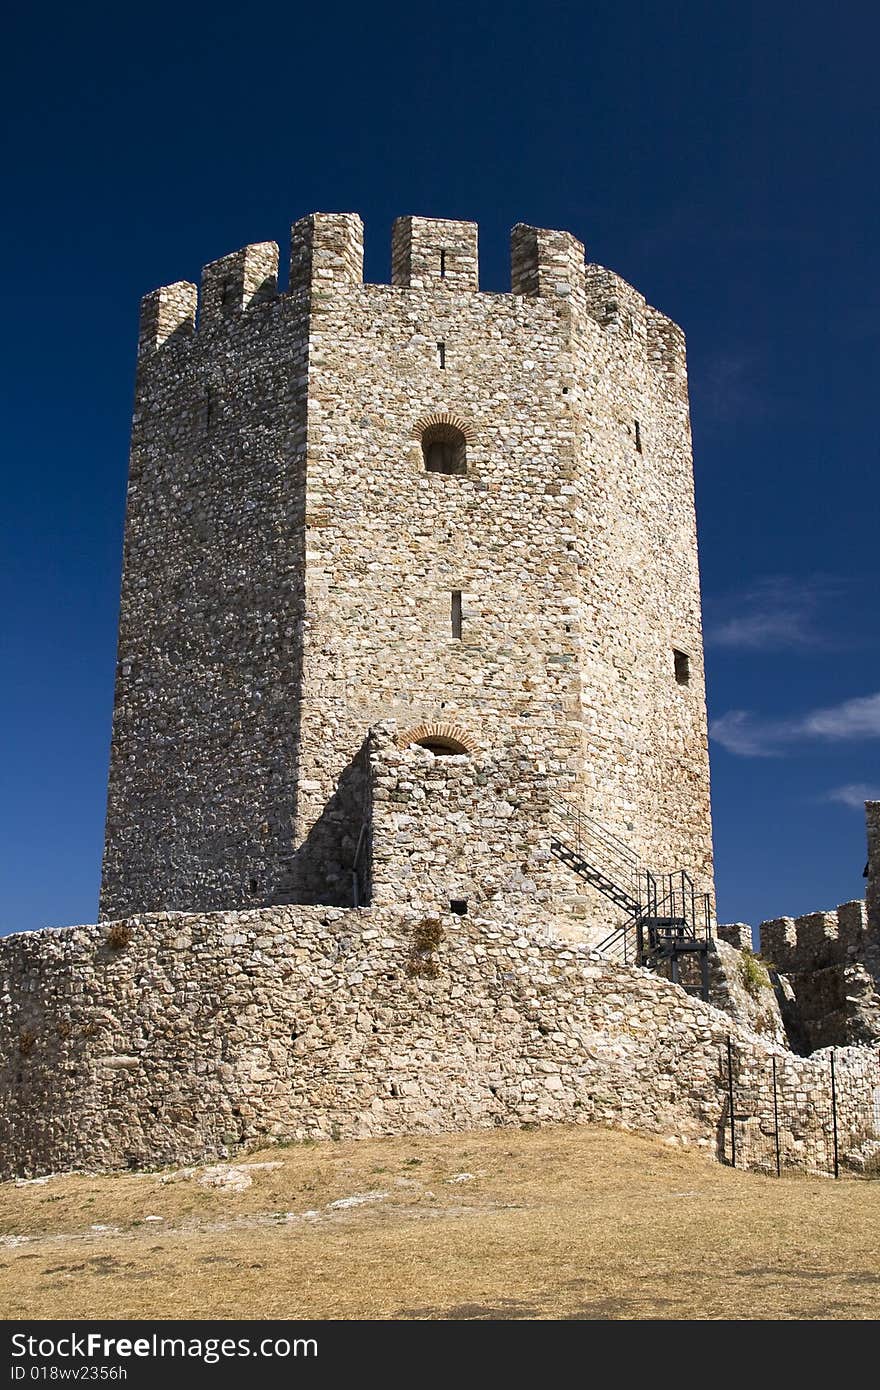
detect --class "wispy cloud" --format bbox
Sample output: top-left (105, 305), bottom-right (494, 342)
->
top-left (801, 692), bottom-right (880, 740)
top-left (710, 689), bottom-right (880, 758)
top-left (706, 575), bottom-right (847, 652)
top-left (709, 710), bottom-right (784, 758)
top-left (826, 783), bottom-right (880, 809)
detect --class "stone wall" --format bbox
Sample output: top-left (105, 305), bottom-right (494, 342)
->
top-left (100, 244), bottom-right (309, 920)
top-left (100, 212), bottom-right (714, 930)
top-left (760, 902), bottom-right (880, 1049)
top-left (866, 800), bottom-right (880, 934)
top-left (717, 922), bottom-right (753, 951)
top-left (705, 939), bottom-right (788, 1046)
top-left (296, 215), bottom-right (714, 924)
top-left (367, 722), bottom-right (566, 921)
top-left (760, 901), bottom-right (878, 975)
top-left (734, 840), bottom-right (880, 1052)
top-left (0, 905), bottom-right (875, 1180)
top-left (647, 934), bottom-right (787, 1046)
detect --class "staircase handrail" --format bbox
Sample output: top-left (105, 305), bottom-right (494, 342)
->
top-left (550, 802), bottom-right (638, 864)
top-left (595, 871), bottom-right (714, 962)
top-left (549, 802), bottom-right (641, 893)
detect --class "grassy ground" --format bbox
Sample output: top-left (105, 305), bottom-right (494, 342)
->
top-left (1, 1125), bottom-right (878, 1320)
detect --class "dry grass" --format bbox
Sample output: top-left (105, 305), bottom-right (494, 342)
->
top-left (1, 1125), bottom-right (878, 1320)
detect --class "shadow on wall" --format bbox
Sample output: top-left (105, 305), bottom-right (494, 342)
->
top-left (279, 740), bottom-right (372, 908)
top-left (100, 381), bottom-right (310, 923)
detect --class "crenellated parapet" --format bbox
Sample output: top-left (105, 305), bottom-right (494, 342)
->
top-left (290, 212), bottom-right (364, 294)
top-left (758, 915), bottom-right (798, 969)
top-left (739, 890), bottom-right (880, 1053)
top-left (758, 906), bottom-right (872, 974)
top-left (138, 280), bottom-right (197, 353)
top-left (510, 223), bottom-right (586, 302)
top-left (392, 216), bottom-right (478, 291)
top-left (583, 263), bottom-right (646, 340)
top-left (135, 213), bottom-right (685, 382)
top-left (646, 307), bottom-right (689, 401)
top-left (717, 922), bottom-right (753, 951)
top-left (744, 814), bottom-right (880, 1052)
top-left (200, 241), bottom-right (278, 323)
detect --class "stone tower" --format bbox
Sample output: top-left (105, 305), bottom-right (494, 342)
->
top-left (100, 213), bottom-right (714, 935)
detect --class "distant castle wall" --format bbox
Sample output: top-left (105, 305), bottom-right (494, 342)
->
top-left (758, 896), bottom-right (880, 1053)
top-left (759, 901), bottom-right (876, 976)
top-left (866, 800), bottom-right (880, 935)
top-left (0, 904), bottom-right (875, 1180)
top-left (714, 807), bottom-right (880, 1054)
top-left (717, 923), bottom-right (753, 951)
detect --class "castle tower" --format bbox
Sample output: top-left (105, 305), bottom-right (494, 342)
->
top-left (100, 213), bottom-right (714, 934)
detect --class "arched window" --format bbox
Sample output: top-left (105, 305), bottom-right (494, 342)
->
top-left (422, 423), bottom-right (467, 476)
top-left (400, 722), bottom-right (475, 758)
top-left (415, 736), bottom-right (470, 757)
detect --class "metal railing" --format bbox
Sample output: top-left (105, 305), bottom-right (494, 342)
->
top-left (593, 870), bottom-right (713, 967)
top-left (549, 801), bottom-right (641, 904)
top-left (550, 802), bottom-right (713, 980)
top-left (721, 1037), bottom-right (880, 1178)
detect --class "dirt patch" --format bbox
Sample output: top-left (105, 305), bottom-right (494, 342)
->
top-left (0, 1125), bottom-right (878, 1320)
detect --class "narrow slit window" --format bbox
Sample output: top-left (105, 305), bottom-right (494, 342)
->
top-left (451, 590), bottom-right (463, 639)
top-left (440, 249), bottom-right (447, 278)
top-left (204, 390), bottom-right (213, 433)
top-left (673, 649), bottom-right (690, 686)
top-left (437, 341), bottom-right (446, 369)
top-left (634, 419), bottom-right (642, 453)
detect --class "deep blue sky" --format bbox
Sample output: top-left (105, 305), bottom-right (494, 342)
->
top-left (3, 1), bottom-right (878, 935)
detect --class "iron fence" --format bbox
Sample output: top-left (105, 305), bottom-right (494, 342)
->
top-left (720, 1035), bottom-right (880, 1178)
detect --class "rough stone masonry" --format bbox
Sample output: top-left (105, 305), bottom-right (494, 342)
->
top-left (0, 902), bottom-right (876, 1181)
top-left (99, 212), bottom-right (714, 930)
top-left (2, 215), bottom-right (877, 1180)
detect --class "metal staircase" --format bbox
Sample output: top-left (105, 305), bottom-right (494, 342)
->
top-left (550, 803), bottom-right (713, 1000)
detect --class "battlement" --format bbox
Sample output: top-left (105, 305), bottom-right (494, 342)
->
top-left (754, 896), bottom-right (880, 1054)
top-left (759, 903), bottom-right (873, 974)
top-left (392, 216), bottom-right (479, 290)
top-left (200, 242), bottom-right (278, 323)
top-left (136, 212), bottom-right (685, 371)
top-left (756, 805), bottom-right (880, 976)
top-left (717, 922), bottom-right (753, 951)
top-left (290, 212), bottom-right (364, 293)
top-left (510, 223), bottom-right (587, 301)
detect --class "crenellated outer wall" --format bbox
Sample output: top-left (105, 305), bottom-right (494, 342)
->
top-left (757, 900), bottom-right (880, 1052)
top-left (100, 211), bottom-right (713, 930)
top-left (0, 905), bottom-right (875, 1180)
top-left (714, 811), bottom-right (880, 1054)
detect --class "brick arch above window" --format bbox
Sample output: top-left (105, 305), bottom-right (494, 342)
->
top-left (411, 411), bottom-right (477, 445)
top-left (398, 722), bottom-right (477, 757)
